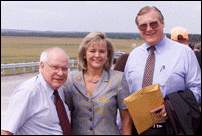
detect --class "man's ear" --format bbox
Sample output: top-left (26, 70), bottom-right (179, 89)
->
top-left (161, 20), bottom-right (165, 28)
top-left (40, 61), bottom-right (44, 73)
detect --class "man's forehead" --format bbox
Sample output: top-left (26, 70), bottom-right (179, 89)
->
top-left (138, 10), bottom-right (159, 24)
top-left (47, 49), bottom-right (68, 58)
top-left (48, 48), bottom-right (67, 56)
top-left (49, 59), bottom-right (69, 66)
top-left (47, 52), bottom-right (69, 65)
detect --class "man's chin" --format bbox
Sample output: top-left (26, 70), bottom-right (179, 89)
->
top-left (52, 82), bottom-right (65, 90)
top-left (146, 39), bottom-right (160, 46)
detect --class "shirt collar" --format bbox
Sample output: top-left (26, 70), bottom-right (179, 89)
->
top-left (144, 35), bottom-right (167, 54)
top-left (38, 73), bottom-right (55, 98)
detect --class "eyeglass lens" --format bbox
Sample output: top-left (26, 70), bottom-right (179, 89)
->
top-left (138, 21), bottom-right (159, 31)
top-left (45, 62), bottom-right (68, 72)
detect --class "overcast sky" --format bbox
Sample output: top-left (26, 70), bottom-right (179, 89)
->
top-left (1, 1), bottom-right (201, 34)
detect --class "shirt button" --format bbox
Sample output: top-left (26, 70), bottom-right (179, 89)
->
top-left (88, 108), bottom-right (92, 112)
top-left (89, 117), bottom-right (92, 121)
top-left (90, 127), bottom-right (93, 131)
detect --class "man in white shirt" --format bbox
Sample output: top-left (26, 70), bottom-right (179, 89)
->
top-left (125, 6), bottom-right (201, 135)
top-left (1, 47), bottom-right (71, 135)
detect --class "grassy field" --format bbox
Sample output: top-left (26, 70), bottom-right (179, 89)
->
top-left (1, 36), bottom-right (144, 75)
top-left (1, 36), bottom-right (144, 63)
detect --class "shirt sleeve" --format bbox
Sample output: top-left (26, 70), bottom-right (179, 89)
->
top-left (1, 87), bottom-right (35, 134)
top-left (124, 53), bottom-right (131, 83)
top-left (124, 50), bottom-right (138, 94)
top-left (117, 74), bottom-right (130, 109)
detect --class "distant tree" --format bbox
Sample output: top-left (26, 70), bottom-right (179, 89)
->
top-left (1, 30), bottom-right (201, 42)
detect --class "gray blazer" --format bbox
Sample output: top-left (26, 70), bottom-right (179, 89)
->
top-left (64, 69), bottom-right (130, 135)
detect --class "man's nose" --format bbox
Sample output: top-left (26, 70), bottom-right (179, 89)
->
top-left (57, 68), bottom-right (64, 75)
top-left (146, 24), bottom-right (153, 31)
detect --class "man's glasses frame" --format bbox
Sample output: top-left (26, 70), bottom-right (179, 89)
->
top-left (44, 61), bottom-right (68, 73)
top-left (138, 21), bottom-right (159, 31)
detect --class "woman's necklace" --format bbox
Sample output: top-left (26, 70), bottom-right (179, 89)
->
top-left (85, 73), bottom-right (100, 83)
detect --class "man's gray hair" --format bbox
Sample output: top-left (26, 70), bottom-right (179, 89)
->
top-left (39, 47), bottom-right (69, 72)
top-left (135, 6), bottom-right (164, 25)
top-left (40, 47), bottom-right (69, 62)
top-left (40, 50), bottom-right (48, 63)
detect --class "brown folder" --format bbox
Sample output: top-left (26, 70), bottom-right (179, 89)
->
top-left (124, 83), bottom-right (168, 134)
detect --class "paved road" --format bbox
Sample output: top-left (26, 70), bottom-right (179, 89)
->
top-left (1, 72), bottom-right (39, 120)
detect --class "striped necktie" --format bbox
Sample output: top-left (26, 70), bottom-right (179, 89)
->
top-left (142, 46), bottom-right (156, 88)
top-left (54, 90), bottom-right (72, 135)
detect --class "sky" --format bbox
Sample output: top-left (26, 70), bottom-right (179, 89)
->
top-left (1, 1), bottom-right (201, 34)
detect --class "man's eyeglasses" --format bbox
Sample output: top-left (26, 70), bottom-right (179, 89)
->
top-left (44, 61), bottom-right (68, 73)
top-left (138, 21), bottom-right (159, 31)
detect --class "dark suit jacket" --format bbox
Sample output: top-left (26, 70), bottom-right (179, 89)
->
top-left (194, 51), bottom-right (201, 68)
top-left (164, 90), bottom-right (201, 135)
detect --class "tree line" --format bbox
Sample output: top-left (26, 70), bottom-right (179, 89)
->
top-left (1, 30), bottom-right (143, 39)
top-left (1, 29), bottom-right (201, 45)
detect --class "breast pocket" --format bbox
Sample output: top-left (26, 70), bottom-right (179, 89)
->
top-left (157, 67), bottom-right (185, 98)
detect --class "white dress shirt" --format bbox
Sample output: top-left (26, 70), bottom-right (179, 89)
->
top-left (125, 35), bottom-right (201, 104)
top-left (1, 73), bottom-right (70, 135)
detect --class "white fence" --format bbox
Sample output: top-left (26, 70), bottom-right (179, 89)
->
top-left (1, 60), bottom-right (77, 76)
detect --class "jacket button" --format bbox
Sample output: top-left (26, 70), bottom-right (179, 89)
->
top-left (90, 127), bottom-right (93, 131)
top-left (88, 108), bottom-right (92, 112)
top-left (89, 117), bottom-right (92, 121)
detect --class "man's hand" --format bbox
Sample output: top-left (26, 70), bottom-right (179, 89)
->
top-left (1, 130), bottom-right (13, 135)
top-left (150, 104), bottom-right (167, 117)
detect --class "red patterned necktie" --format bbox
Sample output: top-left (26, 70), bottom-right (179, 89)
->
top-left (54, 90), bottom-right (72, 135)
top-left (142, 46), bottom-right (156, 88)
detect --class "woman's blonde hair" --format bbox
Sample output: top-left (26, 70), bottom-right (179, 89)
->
top-left (77, 30), bottom-right (115, 72)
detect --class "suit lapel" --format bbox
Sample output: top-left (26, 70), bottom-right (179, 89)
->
top-left (91, 70), bottom-right (109, 98)
top-left (72, 71), bottom-right (89, 98)
top-left (72, 70), bottom-right (110, 99)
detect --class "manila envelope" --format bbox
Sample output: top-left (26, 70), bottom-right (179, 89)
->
top-left (124, 83), bottom-right (168, 134)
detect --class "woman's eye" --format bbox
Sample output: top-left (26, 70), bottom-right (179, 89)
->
top-left (100, 50), bottom-right (106, 53)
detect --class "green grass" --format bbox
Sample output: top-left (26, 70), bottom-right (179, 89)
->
top-left (1, 36), bottom-right (144, 75)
